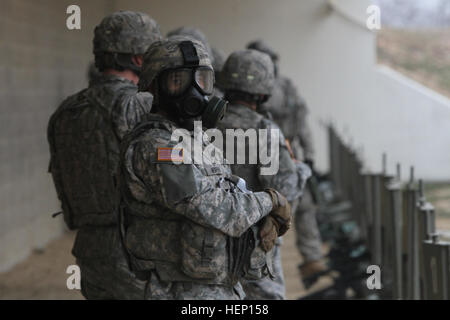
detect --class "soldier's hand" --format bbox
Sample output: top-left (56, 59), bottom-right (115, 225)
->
top-left (259, 216), bottom-right (279, 252)
top-left (264, 188), bottom-right (291, 236)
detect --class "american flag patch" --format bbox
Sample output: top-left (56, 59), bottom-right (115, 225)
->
top-left (157, 148), bottom-right (183, 162)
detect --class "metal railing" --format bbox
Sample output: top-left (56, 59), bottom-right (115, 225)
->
top-left (328, 125), bottom-right (450, 300)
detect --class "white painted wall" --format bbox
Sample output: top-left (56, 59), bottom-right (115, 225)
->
top-left (114, 0), bottom-right (450, 180)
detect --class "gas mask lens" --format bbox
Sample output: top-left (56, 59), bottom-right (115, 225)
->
top-left (161, 69), bottom-right (192, 96)
top-left (194, 67), bottom-right (214, 95)
top-left (161, 67), bottom-right (214, 97)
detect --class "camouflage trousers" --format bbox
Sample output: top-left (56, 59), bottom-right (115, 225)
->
top-left (79, 258), bottom-right (245, 300)
top-left (293, 188), bottom-right (323, 263)
top-left (143, 271), bottom-right (245, 300)
top-left (241, 243), bottom-right (285, 300)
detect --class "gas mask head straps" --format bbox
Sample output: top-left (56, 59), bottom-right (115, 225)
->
top-left (180, 40), bottom-right (200, 67)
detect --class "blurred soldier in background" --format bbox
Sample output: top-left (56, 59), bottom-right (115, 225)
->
top-left (217, 49), bottom-right (310, 299)
top-left (211, 46), bottom-right (226, 97)
top-left (247, 40), bottom-right (328, 283)
top-left (47, 11), bottom-right (162, 299)
top-left (118, 37), bottom-right (292, 299)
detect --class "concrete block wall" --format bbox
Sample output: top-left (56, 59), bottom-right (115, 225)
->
top-left (0, 0), bottom-right (113, 271)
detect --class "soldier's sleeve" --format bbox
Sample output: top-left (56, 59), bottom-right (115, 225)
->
top-left (257, 119), bottom-right (304, 202)
top-left (111, 91), bottom-right (153, 140)
top-left (128, 136), bottom-right (274, 238)
top-left (285, 78), bottom-right (315, 161)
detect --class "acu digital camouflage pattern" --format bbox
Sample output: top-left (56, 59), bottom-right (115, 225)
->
top-left (47, 74), bottom-right (154, 299)
top-left (211, 47), bottom-right (226, 98)
top-left (166, 26), bottom-right (213, 59)
top-left (248, 40), bottom-right (322, 264)
top-left (48, 74), bottom-right (153, 229)
top-left (217, 103), bottom-right (304, 203)
top-left (144, 270), bottom-right (246, 300)
top-left (220, 50), bottom-right (275, 95)
top-left (217, 49), bottom-right (309, 299)
top-left (211, 47), bottom-right (226, 74)
top-left (93, 11), bottom-right (162, 55)
top-left (247, 39), bottom-right (314, 161)
top-left (259, 61), bottom-right (321, 264)
top-left (292, 190), bottom-right (323, 263)
top-left (247, 40), bottom-right (279, 62)
top-left (262, 76), bottom-right (315, 161)
top-left (242, 244), bottom-right (285, 299)
top-left (119, 113), bottom-right (276, 299)
top-left (138, 37), bottom-right (212, 93)
top-left (217, 103), bottom-right (303, 300)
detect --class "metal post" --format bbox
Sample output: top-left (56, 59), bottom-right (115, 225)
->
top-left (422, 235), bottom-right (450, 299)
top-left (417, 199), bottom-right (436, 300)
top-left (405, 167), bottom-right (420, 300)
top-left (387, 172), bottom-right (403, 299)
top-left (372, 174), bottom-right (382, 267)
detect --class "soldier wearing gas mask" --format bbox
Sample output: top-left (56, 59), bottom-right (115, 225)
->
top-left (166, 26), bottom-right (225, 98)
top-left (118, 37), bottom-right (292, 299)
top-left (48, 11), bottom-right (162, 299)
top-left (216, 49), bottom-right (310, 299)
top-left (247, 40), bottom-right (327, 284)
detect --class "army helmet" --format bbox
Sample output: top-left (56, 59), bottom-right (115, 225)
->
top-left (93, 11), bottom-right (162, 55)
top-left (221, 49), bottom-right (275, 95)
top-left (138, 36), bottom-right (213, 93)
top-left (167, 26), bottom-right (213, 60)
top-left (247, 40), bottom-right (279, 62)
top-left (211, 47), bottom-right (226, 74)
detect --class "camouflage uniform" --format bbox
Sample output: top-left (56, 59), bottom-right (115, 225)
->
top-left (47, 11), bottom-right (162, 299)
top-left (263, 74), bottom-right (322, 265)
top-left (248, 40), bottom-right (323, 265)
top-left (218, 50), bottom-right (308, 299)
top-left (119, 37), bottom-right (286, 300)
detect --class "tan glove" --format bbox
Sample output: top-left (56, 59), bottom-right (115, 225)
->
top-left (264, 188), bottom-right (292, 236)
top-left (259, 216), bottom-right (279, 252)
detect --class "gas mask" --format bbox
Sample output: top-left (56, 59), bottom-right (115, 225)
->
top-left (158, 41), bottom-right (227, 130)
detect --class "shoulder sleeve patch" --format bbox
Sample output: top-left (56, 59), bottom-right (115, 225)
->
top-left (158, 163), bottom-right (198, 205)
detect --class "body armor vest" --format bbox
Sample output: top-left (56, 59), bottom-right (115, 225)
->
top-left (47, 78), bottom-right (138, 229)
top-left (119, 117), bottom-right (272, 285)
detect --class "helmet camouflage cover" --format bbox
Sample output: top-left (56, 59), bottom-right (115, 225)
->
top-left (211, 47), bottom-right (226, 74)
top-left (138, 36), bottom-right (212, 92)
top-left (167, 26), bottom-right (213, 59)
top-left (221, 49), bottom-right (274, 95)
top-left (93, 11), bottom-right (162, 55)
top-left (247, 40), bottom-right (279, 62)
